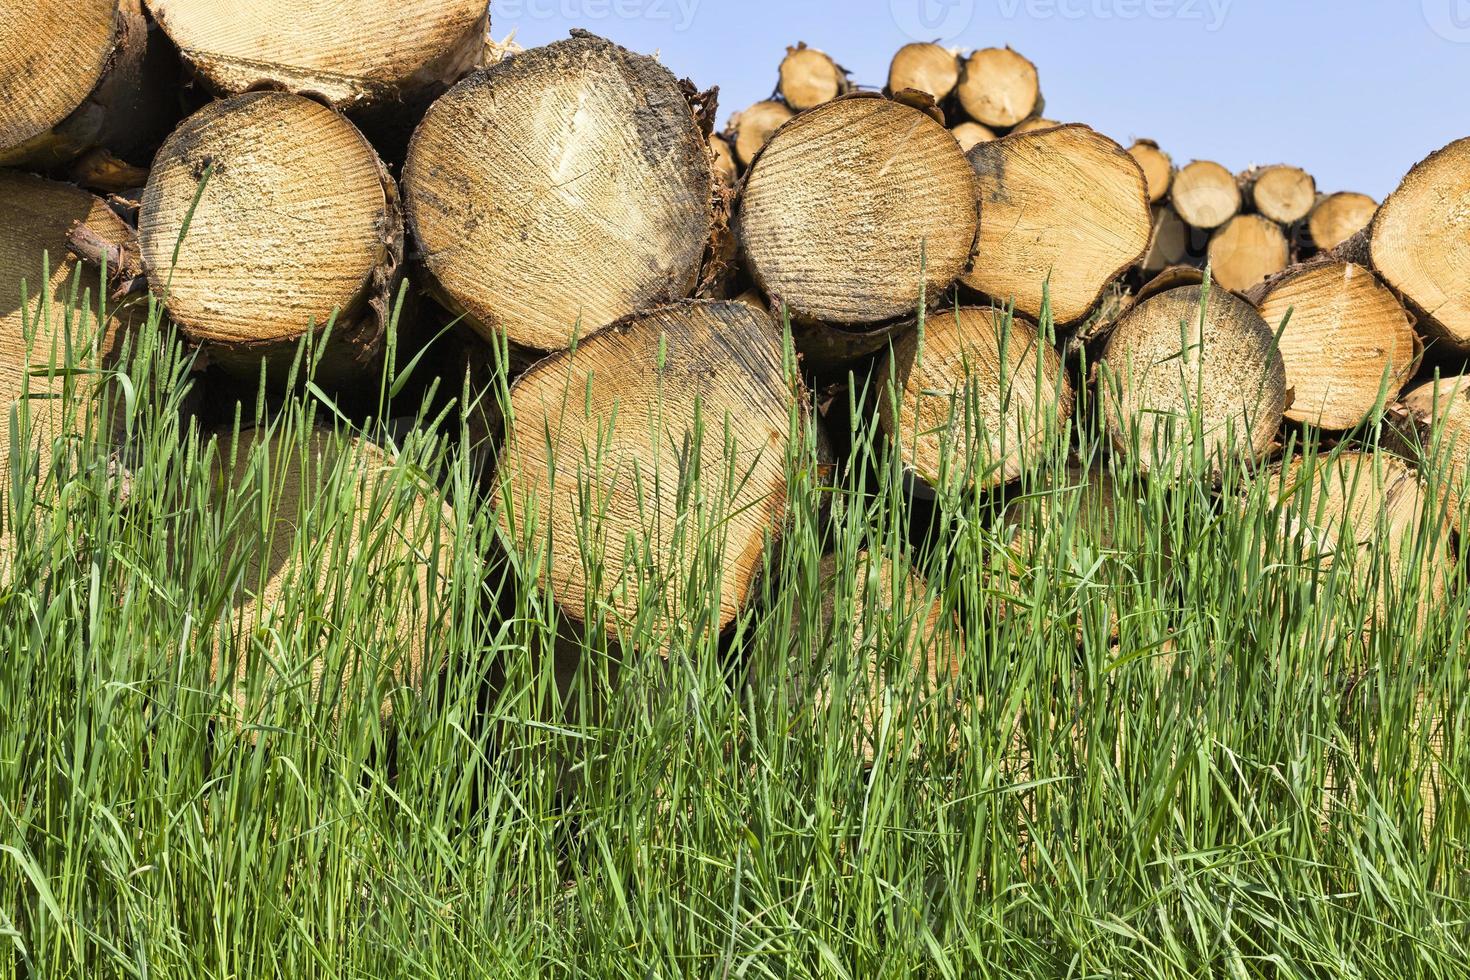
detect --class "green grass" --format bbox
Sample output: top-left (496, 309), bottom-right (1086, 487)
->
top-left (1, 267), bottom-right (1467, 979)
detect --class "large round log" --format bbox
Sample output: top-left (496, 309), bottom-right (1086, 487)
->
top-left (1100, 285), bottom-right (1287, 476)
top-left (1252, 261), bottom-right (1416, 430)
top-left (210, 425), bottom-right (457, 722)
top-left (404, 34), bottom-right (716, 355)
top-left (1368, 137), bottom-right (1470, 350)
top-left (496, 301), bottom-right (801, 651)
top-left (888, 43), bottom-right (959, 102)
top-left (962, 125), bottom-right (1151, 325)
top-left (0, 0), bottom-right (176, 169)
top-left (736, 96), bottom-right (978, 363)
top-left (876, 307), bottom-right (1072, 494)
top-left (956, 47), bottom-right (1041, 129)
top-left (145, 0), bottom-right (487, 111)
top-left (139, 91), bottom-right (402, 382)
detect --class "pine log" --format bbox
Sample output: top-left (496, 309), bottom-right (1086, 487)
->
top-left (1139, 205), bottom-right (1189, 275)
top-left (962, 124), bottom-right (1150, 325)
top-left (1308, 192), bottom-right (1377, 252)
top-left (888, 43), bottom-right (960, 102)
top-left (736, 96), bottom-right (978, 361)
top-left (139, 92), bottom-right (402, 383)
top-left (1242, 165), bottom-right (1317, 225)
top-left (1262, 451), bottom-right (1452, 620)
top-left (1251, 261), bottom-right (1416, 430)
top-left (495, 300), bottom-right (801, 650)
top-left (951, 121), bottom-right (996, 153)
top-left (1207, 214), bottom-right (1289, 293)
top-left (145, 0), bottom-right (487, 111)
top-left (778, 43), bottom-right (849, 111)
top-left (779, 550), bottom-right (961, 762)
top-left (1128, 140), bottom-right (1174, 204)
top-left (1171, 160), bottom-right (1241, 231)
top-left (876, 307), bottom-right (1072, 493)
top-left (1366, 137), bottom-right (1470, 350)
top-left (710, 134), bottom-right (738, 186)
top-left (404, 34), bottom-right (716, 355)
top-left (0, 0), bottom-right (177, 169)
top-left (727, 100), bottom-right (794, 168)
top-left (956, 47), bottom-right (1041, 129)
top-left (210, 425), bottom-right (456, 722)
top-left (1, 171), bottom-right (137, 512)
top-left (1101, 285), bottom-right (1287, 476)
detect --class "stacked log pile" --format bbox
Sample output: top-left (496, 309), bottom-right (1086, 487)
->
top-left (1, 5), bottom-right (1467, 667)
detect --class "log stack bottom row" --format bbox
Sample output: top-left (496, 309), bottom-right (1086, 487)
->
top-left (2, 4), bottom-right (1470, 669)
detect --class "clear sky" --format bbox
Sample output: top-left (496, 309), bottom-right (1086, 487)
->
top-left (494, 0), bottom-right (1470, 200)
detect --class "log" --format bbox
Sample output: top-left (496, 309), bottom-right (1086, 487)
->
top-left (1262, 451), bottom-right (1452, 620)
top-left (0, 0), bottom-right (177, 169)
top-left (1139, 205), bottom-right (1189, 275)
top-left (962, 124), bottom-right (1150, 325)
top-left (1171, 160), bottom-right (1241, 231)
top-left (888, 43), bottom-right (959, 103)
top-left (145, 0), bottom-right (487, 111)
top-left (1392, 375), bottom-right (1470, 526)
top-left (779, 550), bottom-right (961, 761)
top-left (1100, 284), bottom-right (1287, 476)
top-left (495, 300), bottom-right (802, 650)
top-left (1128, 140), bottom-right (1174, 204)
top-left (710, 134), bottom-right (738, 186)
top-left (1366, 137), bottom-right (1470, 350)
top-left (1308, 192), bottom-right (1376, 252)
top-left (1, 172), bottom-right (136, 510)
top-left (951, 121), bottom-right (996, 153)
top-left (778, 43), bottom-right (849, 111)
top-left (736, 96), bottom-right (978, 361)
top-left (1251, 261), bottom-right (1416, 430)
top-left (139, 91), bottom-right (402, 383)
top-left (1206, 214), bottom-right (1289, 293)
top-left (876, 307), bottom-right (1073, 493)
top-left (210, 425), bottom-right (456, 722)
top-left (727, 100), bottom-right (794, 168)
top-left (403, 34), bottom-right (716, 355)
top-left (1010, 117), bottom-right (1063, 134)
top-left (956, 47), bottom-right (1041, 130)
top-left (1242, 165), bottom-right (1317, 225)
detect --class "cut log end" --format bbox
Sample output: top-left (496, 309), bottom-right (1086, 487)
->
top-left (1171, 160), bottom-right (1242, 231)
top-left (147, 0), bottom-right (489, 109)
top-left (1395, 376), bottom-right (1470, 525)
top-left (1308, 192), bottom-right (1377, 252)
top-left (957, 47), bottom-right (1040, 129)
top-left (877, 307), bottom-right (1073, 493)
top-left (497, 300), bottom-right (801, 649)
top-left (1255, 261), bottom-right (1415, 430)
top-left (0, 0), bottom-right (118, 158)
top-left (779, 43), bottom-right (848, 111)
top-left (404, 34), bottom-right (715, 353)
top-left (963, 125), bottom-right (1151, 324)
top-left (140, 92), bottom-right (399, 369)
top-left (1207, 214), bottom-right (1289, 294)
top-left (951, 121), bottom-right (996, 153)
top-left (1140, 205), bottom-right (1189, 275)
top-left (728, 100), bottom-right (794, 167)
top-left (1369, 136), bottom-right (1470, 349)
top-left (1246, 165), bottom-right (1317, 225)
top-left (738, 96), bottom-right (978, 330)
top-left (1128, 140), bottom-right (1174, 204)
top-left (888, 43), bottom-right (959, 103)
top-left (1101, 285), bottom-right (1286, 476)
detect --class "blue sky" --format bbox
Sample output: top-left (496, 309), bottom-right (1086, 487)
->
top-left (494, 0), bottom-right (1470, 200)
